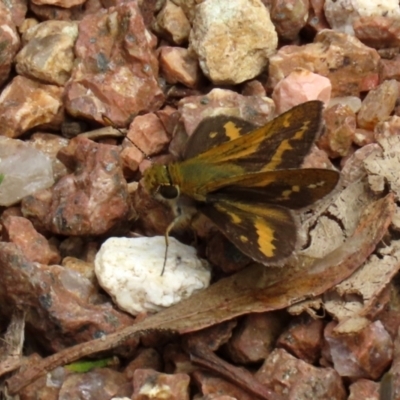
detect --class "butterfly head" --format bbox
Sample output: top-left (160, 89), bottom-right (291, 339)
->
top-left (143, 164), bottom-right (180, 201)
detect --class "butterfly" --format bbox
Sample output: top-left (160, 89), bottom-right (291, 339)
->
top-left (142, 101), bottom-right (339, 272)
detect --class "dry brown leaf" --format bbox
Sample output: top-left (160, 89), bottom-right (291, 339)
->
top-left (300, 178), bottom-right (378, 259)
top-left (0, 311), bottom-right (25, 379)
top-left (287, 297), bottom-right (324, 317)
top-left (391, 207), bottom-right (400, 232)
top-left (364, 135), bottom-right (400, 197)
top-left (7, 194), bottom-right (395, 394)
top-left (324, 240), bottom-right (400, 333)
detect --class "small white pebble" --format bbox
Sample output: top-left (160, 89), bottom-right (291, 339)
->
top-left (111, 398), bottom-right (131, 400)
top-left (327, 96), bottom-right (362, 113)
top-left (325, 0), bottom-right (400, 35)
top-left (95, 236), bottom-right (211, 315)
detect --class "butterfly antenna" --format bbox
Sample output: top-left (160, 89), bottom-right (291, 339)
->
top-left (102, 115), bottom-right (152, 162)
top-left (162, 234), bottom-right (169, 276)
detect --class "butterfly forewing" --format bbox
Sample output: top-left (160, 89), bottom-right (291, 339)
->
top-left (177, 101), bottom-right (326, 198)
top-left (205, 168), bottom-right (339, 209)
top-left (184, 115), bottom-right (257, 159)
top-left (188, 101), bottom-right (323, 172)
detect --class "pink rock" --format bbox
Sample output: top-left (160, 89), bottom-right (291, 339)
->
top-left (184, 321), bottom-right (238, 352)
top-left (163, 343), bottom-right (193, 374)
top-left (380, 328), bottom-right (400, 399)
top-left (272, 68), bottom-right (331, 113)
top-left (324, 0), bottom-right (400, 36)
top-left (0, 137), bottom-right (55, 207)
top-left (277, 316), bottom-right (325, 364)
top-left (62, 256), bottom-right (98, 285)
top-left (256, 348), bottom-right (346, 399)
top-left (154, 1), bottom-right (191, 45)
top-left (226, 312), bottom-right (286, 364)
top-left (132, 369), bottom-right (190, 400)
top-left (31, 0), bottom-right (86, 8)
top-left (324, 320), bottom-right (393, 380)
top-left (139, 0), bottom-right (159, 27)
top-left (126, 113), bottom-right (170, 156)
top-left (241, 80), bottom-right (266, 97)
top-left (348, 379), bottom-right (379, 400)
top-left (0, 76), bottom-right (64, 138)
top-left (206, 232), bottom-right (252, 273)
top-left (268, 30), bottom-right (380, 97)
top-left (192, 370), bottom-right (254, 400)
top-left (302, 145), bottom-right (336, 170)
top-left (121, 112), bottom-right (170, 173)
top-left (2, 216), bottom-right (60, 265)
top-left (379, 55), bottom-right (400, 82)
top-left (159, 47), bottom-right (201, 88)
top-left (353, 128), bottom-right (375, 147)
top-left (29, 133), bottom-right (69, 181)
top-left (203, 397), bottom-right (237, 400)
top-left (125, 348), bottom-right (162, 380)
top-left (318, 103), bottom-right (356, 158)
top-left (328, 95), bottom-right (362, 113)
top-left (354, 16), bottom-right (400, 49)
top-left (306, 0), bottom-right (330, 34)
top-left (21, 137), bottom-right (131, 236)
top-left (130, 180), bottom-right (175, 237)
top-left (1, 207), bottom-right (23, 220)
top-left (65, 2), bottom-right (164, 127)
top-left (374, 115), bottom-right (400, 140)
top-left (270, 0), bottom-right (309, 40)
top-left (359, 72), bottom-right (380, 93)
top-left (16, 20), bottom-right (79, 86)
top-left (156, 106), bottom-right (180, 138)
top-left (340, 144), bottom-right (380, 186)
top-left (377, 285), bottom-right (400, 340)
top-left (0, 243), bottom-right (135, 352)
top-left (30, 2), bottom-right (72, 20)
top-left (178, 88), bottom-right (275, 139)
top-left (30, 0), bottom-right (102, 21)
top-left (59, 369), bottom-right (131, 399)
top-left (357, 80), bottom-right (399, 130)
top-left (0, 6), bottom-right (21, 87)
top-left (174, 0), bottom-right (197, 22)
top-left (190, 0), bottom-right (278, 85)
top-left (18, 354), bottom-right (65, 400)
top-left (1, 0), bottom-right (27, 27)
top-left (120, 145), bottom-right (145, 174)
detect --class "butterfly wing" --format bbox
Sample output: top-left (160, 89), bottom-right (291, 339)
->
top-left (178, 101), bottom-right (325, 198)
top-left (185, 101), bottom-right (323, 172)
top-left (206, 168), bottom-right (339, 209)
top-left (184, 115), bottom-right (257, 159)
top-left (200, 199), bottom-right (297, 265)
top-left (199, 168), bottom-right (338, 263)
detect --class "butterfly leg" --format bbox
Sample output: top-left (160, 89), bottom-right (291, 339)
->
top-left (161, 219), bottom-right (176, 275)
top-left (161, 199), bottom-right (198, 275)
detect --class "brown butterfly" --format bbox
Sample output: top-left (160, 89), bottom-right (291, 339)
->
top-left (142, 101), bottom-right (339, 271)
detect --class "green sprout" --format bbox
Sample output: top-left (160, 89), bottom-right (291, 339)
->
top-left (65, 357), bottom-right (118, 373)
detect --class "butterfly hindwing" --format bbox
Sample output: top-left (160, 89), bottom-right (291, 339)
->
top-left (200, 199), bottom-right (297, 265)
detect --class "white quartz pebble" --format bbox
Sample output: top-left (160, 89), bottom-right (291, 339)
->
top-left (0, 137), bottom-right (54, 206)
top-left (94, 236), bottom-right (211, 315)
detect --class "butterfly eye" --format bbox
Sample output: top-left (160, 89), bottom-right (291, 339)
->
top-left (158, 184), bottom-right (180, 200)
